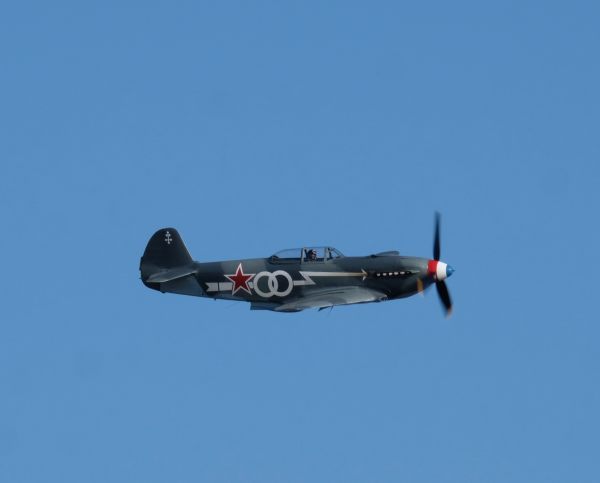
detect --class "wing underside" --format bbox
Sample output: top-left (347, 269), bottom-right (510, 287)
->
top-left (251, 286), bottom-right (388, 312)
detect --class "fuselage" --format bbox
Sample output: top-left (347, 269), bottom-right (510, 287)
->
top-left (144, 254), bottom-right (436, 303)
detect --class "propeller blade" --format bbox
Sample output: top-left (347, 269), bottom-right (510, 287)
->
top-left (433, 212), bottom-right (441, 261)
top-left (436, 280), bottom-right (452, 317)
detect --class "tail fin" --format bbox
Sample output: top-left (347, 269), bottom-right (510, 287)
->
top-left (140, 228), bottom-right (202, 296)
top-left (141, 228), bottom-right (192, 269)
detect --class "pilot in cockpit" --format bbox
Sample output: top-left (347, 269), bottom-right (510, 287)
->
top-left (306, 249), bottom-right (317, 261)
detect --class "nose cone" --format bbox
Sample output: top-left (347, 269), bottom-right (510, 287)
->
top-left (428, 260), bottom-right (454, 281)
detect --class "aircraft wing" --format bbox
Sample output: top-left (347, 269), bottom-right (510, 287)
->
top-left (265, 286), bottom-right (388, 312)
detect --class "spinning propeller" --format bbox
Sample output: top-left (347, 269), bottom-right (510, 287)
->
top-left (428, 212), bottom-right (455, 317)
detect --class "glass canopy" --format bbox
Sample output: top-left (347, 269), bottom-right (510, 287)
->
top-left (271, 247), bottom-right (344, 262)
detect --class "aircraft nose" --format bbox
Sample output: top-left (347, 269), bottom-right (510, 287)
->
top-left (427, 260), bottom-right (455, 281)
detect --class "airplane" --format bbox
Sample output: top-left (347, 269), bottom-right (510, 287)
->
top-left (139, 213), bottom-right (455, 315)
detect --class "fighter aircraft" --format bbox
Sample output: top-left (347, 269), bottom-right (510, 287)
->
top-left (140, 213), bottom-right (455, 315)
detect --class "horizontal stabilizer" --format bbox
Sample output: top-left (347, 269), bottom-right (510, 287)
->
top-left (146, 266), bottom-right (197, 283)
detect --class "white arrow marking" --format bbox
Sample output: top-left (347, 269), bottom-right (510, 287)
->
top-left (206, 282), bottom-right (234, 292)
top-left (298, 269), bottom-right (368, 283)
top-left (206, 269), bottom-right (368, 293)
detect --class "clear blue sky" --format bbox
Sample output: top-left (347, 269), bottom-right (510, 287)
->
top-left (1, 1), bottom-right (598, 482)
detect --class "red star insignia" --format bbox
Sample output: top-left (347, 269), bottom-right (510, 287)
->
top-left (224, 263), bottom-right (255, 295)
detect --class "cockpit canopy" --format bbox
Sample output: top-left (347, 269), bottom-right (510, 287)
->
top-left (271, 247), bottom-right (344, 262)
